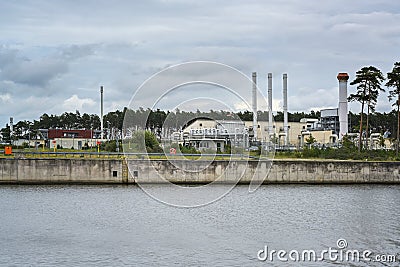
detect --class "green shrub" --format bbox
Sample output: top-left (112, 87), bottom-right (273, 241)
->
top-left (302, 147), bottom-right (321, 158)
top-left (179, 144), bottom-right (199, 154)
top-left (124, 130), bottom-right (162, 153)
top-left (272, 141), bottom-right (398, 161)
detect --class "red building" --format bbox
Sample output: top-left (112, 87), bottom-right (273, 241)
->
top-left (48, 129), bottom-right (93, 139)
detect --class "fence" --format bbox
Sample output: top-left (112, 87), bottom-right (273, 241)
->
top-left (0, 150), bottom-right (257, 160)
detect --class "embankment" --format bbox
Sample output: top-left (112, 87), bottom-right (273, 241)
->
top-left (0, 158), bottom-right (399, 184)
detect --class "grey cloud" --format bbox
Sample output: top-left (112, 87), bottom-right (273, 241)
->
top-left (1, 0), bottom-right (399, 127)
top-left (61, 44), bottom-right (97, 60)
top-left (0, 47), bottom-right (18, 67)
top-left (1, 57), bottom-right (68, 87)
top-left (0, 43), bottom-right (100, 87)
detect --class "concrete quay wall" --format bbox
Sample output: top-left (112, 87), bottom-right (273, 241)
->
top-left (132, 159), bottom-right (400, 184)
top-left (0, 158), bottom-right (125, 184)
top-left (0, 158), bottom-right (399, 184)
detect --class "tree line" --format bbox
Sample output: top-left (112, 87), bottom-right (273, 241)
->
top-left (1, 111), bottom-right (100, 141)
top-left (1, 107), bottom-right (399, 142)
top-left (1, 107), bottom-right (321, 141)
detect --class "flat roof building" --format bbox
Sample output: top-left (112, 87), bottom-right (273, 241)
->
top-left (48, 129), bottom-right (93, 139)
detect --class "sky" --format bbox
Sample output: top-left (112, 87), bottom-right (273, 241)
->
top-left (0, 0), bottom-right (399, 126)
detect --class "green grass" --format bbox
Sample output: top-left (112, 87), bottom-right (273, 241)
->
top-left (275, 148), bottom-right (400, 161)
top-left (2, 146), bottom-right (399, 161)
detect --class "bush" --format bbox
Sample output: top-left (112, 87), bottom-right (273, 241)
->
top-left (99, 140), bottom-right (118, 152)
top-left (103, 141), bottom-right (116, 152)
top-left (302, 147), bottom-right (321, 158)
top-left (222, 144), bottom-right (231, 154)
top-left (275, 142), bottom-right (398, 161)
top-left (179, 144), bottom-right (199, 154)
top-left (22, 142), bottom-right (29, 148)
top-left (124, 130), bottom-right (163, 153)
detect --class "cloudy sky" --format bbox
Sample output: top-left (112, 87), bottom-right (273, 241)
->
top-left (0, 0), bottom-right (399, 126)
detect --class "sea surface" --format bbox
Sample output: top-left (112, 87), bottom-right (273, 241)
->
top-left (0, 184), bottom-right (399, 266)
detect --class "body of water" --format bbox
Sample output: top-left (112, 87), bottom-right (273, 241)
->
top-left (0, 184), bottom-right (399, 266)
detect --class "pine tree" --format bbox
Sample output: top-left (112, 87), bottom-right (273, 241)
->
top-left (348, 66), bottom-right (385, 151)
top-left (386, 62), bottom-right (400, 156)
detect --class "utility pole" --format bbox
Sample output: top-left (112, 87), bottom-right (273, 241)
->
top-left (100, 86), bottom-right (104, 140)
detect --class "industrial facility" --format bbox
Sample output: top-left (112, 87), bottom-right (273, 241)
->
top-left (4, 73), bottom-right (389, 152)
top-left (169, 72), bottom-right (388, 151)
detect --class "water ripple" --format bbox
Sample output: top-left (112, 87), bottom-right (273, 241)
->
top-left (0, 184), bottom-right (399, 266)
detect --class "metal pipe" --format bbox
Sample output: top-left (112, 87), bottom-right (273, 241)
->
top-left (283, 74), bottom-right (288, 145)
top-left (268, 73), bottom-right (273, 137)
top-left (9, 117), bottom-right (13, 136)
top-left (252, 72), bottom-right (257, 140)
top-left (100, 86), bottom-right (104, 140)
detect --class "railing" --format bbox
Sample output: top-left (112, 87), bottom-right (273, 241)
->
top-left (8, 151), bottom-right (126, 159)
top-left (1, 150), bottom-right (261, 160)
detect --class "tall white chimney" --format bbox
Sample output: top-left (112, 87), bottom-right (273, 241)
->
top-left (100, 86), bottom-right (104, 140)
top-left (252, 72), bottom-right (257, 140)
top-left (9, 117), bottom-right (13, 145)
top-left (283, 74), bottom-right (288, 145)
top-left (268, 73), bottom-right (273, 137)
top-left (337, 73), bottom-right (349, 138)
top-left (9, 117), bottom-right (13, 135)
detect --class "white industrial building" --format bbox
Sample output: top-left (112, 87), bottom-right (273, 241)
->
top-left (169, 72), bottom-right (350, 151)
top-left (172, 118), bottom-right (335, 151)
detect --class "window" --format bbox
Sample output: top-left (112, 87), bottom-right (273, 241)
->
top-left (63, 132), bottom-right (78, 138)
